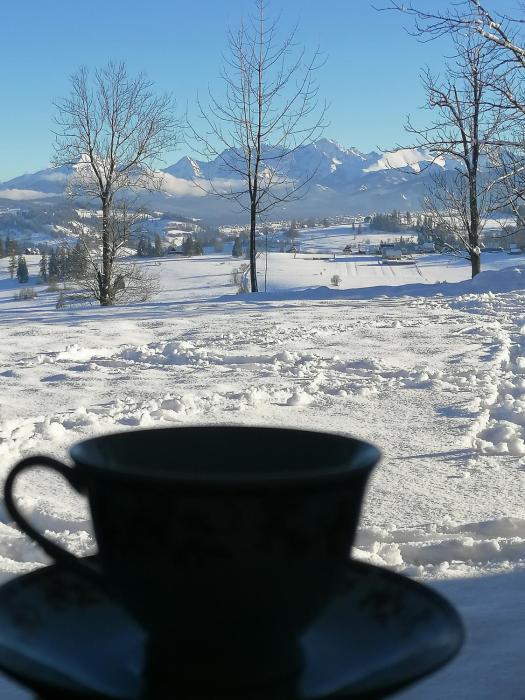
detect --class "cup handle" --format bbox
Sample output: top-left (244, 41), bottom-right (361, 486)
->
top-left (4, 456), bottom-right (101, 581)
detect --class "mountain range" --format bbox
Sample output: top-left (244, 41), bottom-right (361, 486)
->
top-left (0, 139), bottom-right (453, 222)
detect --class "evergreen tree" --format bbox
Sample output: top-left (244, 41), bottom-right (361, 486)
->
top-left (136, 235), bottom-right (147, 257)
top-left (193, 239), bottom-right (204, 256)
top-left (69, 241), bottom-right (87, 279)
top-left (39, 253), bottom-right (48, 282)
top-left (8, 253), bottom-right (17, 279)
top-left (182, 236), bottom-right (195, 256)
top-left (48, 249), bottom-right (60, 282)
top-left (58, 247), bottom-right (68, 281)
top-left (16, 256), bottom-right (29, 284)
top-left (0, 238), bottom-right (5, 258)
top-left (78, 240), bottom-right (88, 277)
top-left (232, 236), bottom-right (243, 258)
top-left (154, 233), bottom-right (163, 257)
top-left (6, 236), bottom-right (16, 255)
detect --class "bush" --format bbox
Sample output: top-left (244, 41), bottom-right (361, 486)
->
top-left (14, 287), bottom-right (37, 301)
top-left (55, 291), bottom-right (66, 309)
top-left (231, 264), bottom-right (250, 293)
top-left (237, 277), bottom-right (250, 294)
top-left (54, 291), bottom-right (95, 310)
top-left (331, 274), bottom-right (342, 287)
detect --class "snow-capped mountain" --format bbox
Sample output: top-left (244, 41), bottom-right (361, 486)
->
top-left (0, 139), bottom-right (453, 221)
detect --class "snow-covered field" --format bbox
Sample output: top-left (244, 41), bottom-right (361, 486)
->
top-left (2, 240), bottom-right (525, 697)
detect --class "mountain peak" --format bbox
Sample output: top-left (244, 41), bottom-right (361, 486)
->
top-left (0, 137), bottom-right (454, 218)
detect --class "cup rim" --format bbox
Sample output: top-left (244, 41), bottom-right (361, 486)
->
top-left (69, 425), bottom-right (380, 487)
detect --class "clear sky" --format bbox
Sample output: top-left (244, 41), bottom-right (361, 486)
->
top-left (0, 0), bottom-right (518, 181)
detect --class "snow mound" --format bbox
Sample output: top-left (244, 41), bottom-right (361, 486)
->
top-left (233, 265), bottom-right (525, 303)
top-left (356, 517), bottom-right (525, 578)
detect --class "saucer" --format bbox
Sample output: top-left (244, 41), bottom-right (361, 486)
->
top-left (0, 559), bottom-right (463, 699)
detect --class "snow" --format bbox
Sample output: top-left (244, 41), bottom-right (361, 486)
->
top-left (2, 243), bottom-right (525, 696)
top-left (363, 148), bottom-right (446, 173)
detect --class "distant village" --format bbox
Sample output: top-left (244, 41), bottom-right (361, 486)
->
top-left (0, 206), bottom-right (523, 262)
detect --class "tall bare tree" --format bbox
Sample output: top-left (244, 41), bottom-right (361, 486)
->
top-left (54, 61), bottom-right (177, 305)
top-left (405, 36), bottom-right (507, 276)
top-left (383, 1), bottom-right (525, 218)
top-left (188, 0), bottom-right (326, 292)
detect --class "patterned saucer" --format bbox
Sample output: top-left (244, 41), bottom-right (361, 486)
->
top-left (0, 559), bottom-right (462, 699)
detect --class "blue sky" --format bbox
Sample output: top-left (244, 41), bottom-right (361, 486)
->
top-left (0, 0), bottom-right (517, 180)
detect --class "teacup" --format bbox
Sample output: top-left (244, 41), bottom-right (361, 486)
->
top-left (5, 426), bottom-right (380, 691)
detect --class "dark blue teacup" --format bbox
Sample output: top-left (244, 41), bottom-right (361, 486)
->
top-left (5, 426), bottom-right (380, 691)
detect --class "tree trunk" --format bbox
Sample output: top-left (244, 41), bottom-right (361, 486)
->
top-left (101, 199), bottom-right (112, 305)
top-left (249, 202), bottom-right (258, 292)
top-left (469, 175), bottom-right (481, 278)
top-left (470, 248), bottom-right (481, 277)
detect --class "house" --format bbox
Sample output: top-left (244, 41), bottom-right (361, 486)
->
top-left (381, 245), bottom-right (403, 261)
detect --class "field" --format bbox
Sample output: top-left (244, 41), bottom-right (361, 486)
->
top-left (1, 236), bottom-right (525, 698)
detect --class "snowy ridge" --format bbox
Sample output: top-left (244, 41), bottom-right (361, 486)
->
top-left (363, 148), bottom-right (446, 174)
top-left (0, 138), bottom-right (456, 217)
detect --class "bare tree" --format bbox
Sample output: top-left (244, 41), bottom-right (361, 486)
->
top-left (398, 33), bottom-right (507, 276)
top-left (381, 1), bottom-right (524, 65)
top-left (382, 2), bottom-right (525, 220)
top-left (54, 61), bottom-right (177, 305)
top-left (73, 200), bottom-right (159, 305)
top-left (188, 0), bottom-right (326, 292)
top-left (422, 170), bottom-right (492, 259)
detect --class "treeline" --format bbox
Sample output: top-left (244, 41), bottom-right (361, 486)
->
top-left (39, 242), bottom-right (88, 282)
top-left (136, 233), bottom-right (204, 257)
top-left (370, 211), bottom-right (438, 233)
top-left (370, 211), bottom-right (408, 232)
top-left (7, 241), bottom-right (88, 284)
top-left (0, 236), bottom-right (24, 257)
top-left (136, 234), bottom-right (163, 257)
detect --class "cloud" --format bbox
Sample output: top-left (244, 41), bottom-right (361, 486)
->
top-left (160, 173), bottom-right (247, 198)
top-left (0, 188), bottom-right (56, 201)
top-left (41, 172), bottom-right (70, 183)
top-left (160, 173), bottom-right (207, 197)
